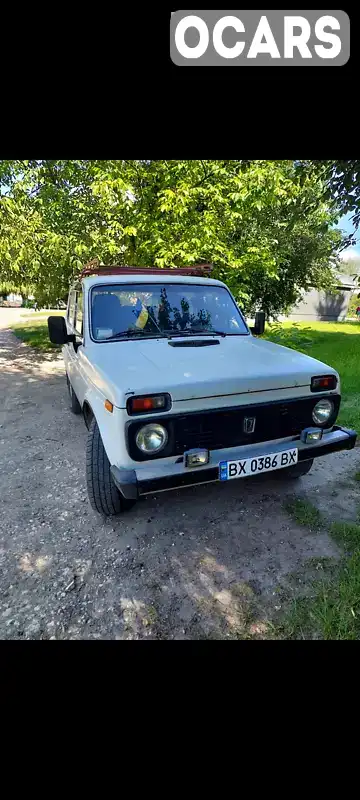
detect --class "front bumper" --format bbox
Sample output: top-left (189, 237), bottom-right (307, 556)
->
top-left (111, 424), bottom-right (357, 500)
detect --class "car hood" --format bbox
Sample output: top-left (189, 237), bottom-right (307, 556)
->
top-left (82, 335), bottom-right (338, 407)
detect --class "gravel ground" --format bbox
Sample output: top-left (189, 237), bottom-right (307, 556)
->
top-left (1, 308), bottom-right (359, 639)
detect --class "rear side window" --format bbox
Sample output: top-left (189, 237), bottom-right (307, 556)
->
top-left (75, 290), bottom-right (83, 335)
top-left (68, 290), bottom-right (76, 328)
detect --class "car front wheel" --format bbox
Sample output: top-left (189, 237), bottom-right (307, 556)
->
top-left (86, 418), bottom-right (136, 516)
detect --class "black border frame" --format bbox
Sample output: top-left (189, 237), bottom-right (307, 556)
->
top-left (1, 9), bottom-right (357, 155)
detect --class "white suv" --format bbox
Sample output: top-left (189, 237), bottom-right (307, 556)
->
top-left (48, 265), bottom-right (357, 516)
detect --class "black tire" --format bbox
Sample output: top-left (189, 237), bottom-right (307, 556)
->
top-left (66, 373), bottom-right (82, 414)
top-left (86, 418), bottom-right (136, 516)
top-left (276, 458), bottom-right (314, 480)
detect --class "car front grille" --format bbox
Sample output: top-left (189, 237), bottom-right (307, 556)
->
top-left (126, 394), bottom-right (341, 461)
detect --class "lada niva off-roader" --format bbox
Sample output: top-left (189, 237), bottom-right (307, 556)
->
top-left (48, 264), bottom-right (357, 517)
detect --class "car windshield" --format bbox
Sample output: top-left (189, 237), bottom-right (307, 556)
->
top-left (90, 283), bottom-right (249, 341)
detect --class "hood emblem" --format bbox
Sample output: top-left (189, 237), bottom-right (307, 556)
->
top-left (243, 417), bottom-right (256, 434)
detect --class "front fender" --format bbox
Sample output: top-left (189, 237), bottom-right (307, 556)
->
top-left (83, 385), bottom-right (129, 468)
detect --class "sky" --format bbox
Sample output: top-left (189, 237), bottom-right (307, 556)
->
top-left (335, 212), bottom-right (360, 261)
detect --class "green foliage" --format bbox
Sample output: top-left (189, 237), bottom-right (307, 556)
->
top-left (0, 160), bottom-right (344, 311)
top-left (347, 292), bottom-right (360, 318)
top-left (322, 161), bottom-right (360, 231)
top-left (264, 322), bottom-right (313, 350)
top-left (338, 257), bottom-right (360, 276)
top-left (297, 160), bottom-right (360, 238)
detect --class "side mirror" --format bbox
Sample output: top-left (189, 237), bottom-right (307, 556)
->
top-left (48, 316), bottom-right (75, 345)
top-left (250, 311), bottom-right (265, 336)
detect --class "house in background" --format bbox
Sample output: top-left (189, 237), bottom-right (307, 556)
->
top-left (284, 273), bottom-right (358, 322)
top-left (0, 291), bottom-right (23, 307)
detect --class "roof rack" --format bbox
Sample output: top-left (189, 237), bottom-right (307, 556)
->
top-left (79, 263), bottom-right (214, 279)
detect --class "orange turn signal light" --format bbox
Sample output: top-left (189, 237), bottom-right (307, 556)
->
top-left (132, 397), bottom-right (156, 412)
top-left (105, 399), bottom-right (114, 413)
top-left (127, 393), bottom-right (171, 415)
top-left (311, 375), bottom-right (337, 392)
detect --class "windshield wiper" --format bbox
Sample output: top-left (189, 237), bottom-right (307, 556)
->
top-left (105, 329), bottom-right (168, 341)
top-left (166, 329), bottom-right (227, 339)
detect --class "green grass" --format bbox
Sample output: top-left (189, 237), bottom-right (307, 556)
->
top-left (279, 551), bottom-right (360, 640)
top-left (280, 482), bottom-right (360, 639)
top-left (330, 521), bottom-right (360, 552)
top-left (264, 320), bottom-right (360, 433)
top-left (284, 498), bottom-right (324, 530)
top-left (10, 311), bottom-right (64, 352)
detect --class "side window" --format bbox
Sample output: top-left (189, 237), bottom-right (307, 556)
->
top-left (75, 290), bottom-right (83, 336)
top-left (68, 290), bottom-right (76, 329)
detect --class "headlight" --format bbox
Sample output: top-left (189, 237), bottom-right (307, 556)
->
top-left (136, 423), bottom-right (168, 454)
top-left (312, 398), bottom-right (334, 425)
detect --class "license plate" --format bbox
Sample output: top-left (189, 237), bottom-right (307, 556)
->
top-left (219, 448), bottom-right (298, 481)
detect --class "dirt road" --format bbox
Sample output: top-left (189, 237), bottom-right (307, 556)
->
top-left (0, 309), bottom-right (358, 639)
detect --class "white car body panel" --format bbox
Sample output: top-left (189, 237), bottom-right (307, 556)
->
top-left (76, 335), bottom-right (339, 409)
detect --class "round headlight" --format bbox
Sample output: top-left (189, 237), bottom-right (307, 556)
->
top-left (312, 398), bottom-right (334, 426)
top-left (136, 423), bottom-right (168, 454)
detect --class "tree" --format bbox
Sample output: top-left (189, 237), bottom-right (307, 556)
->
top-left (298, 160), bottom-right (360, 235)
top-left (322, 161), bottom-right (360, 230)
top-left (337, 257), bottom-right (360, 277)
top-left (306, 160), bottom-right (360, 286)
top-left (0, 159), bottom-right (344, 315)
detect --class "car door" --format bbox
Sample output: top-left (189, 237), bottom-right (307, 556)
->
top-left (72, 286), bottom-right (88, 405)
top-left (65, 285), bottom-right (84, 402)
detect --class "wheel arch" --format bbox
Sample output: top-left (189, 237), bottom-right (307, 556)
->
top-left (83, 399), bottom-right (94, 430)
top-left (82, 387), bottom-right (127, 467)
